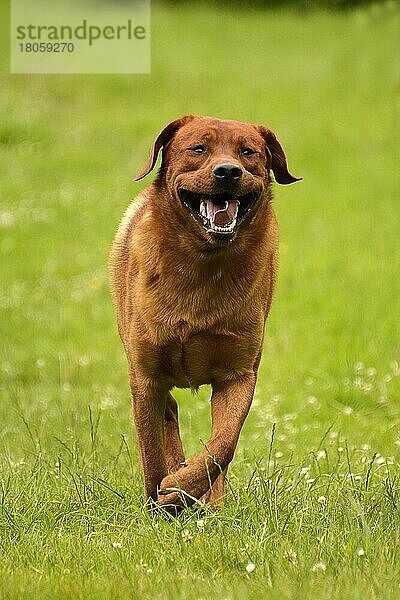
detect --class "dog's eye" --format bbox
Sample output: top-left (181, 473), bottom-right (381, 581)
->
top-left (190, 145), bottom-right (208, 154)
top-left (241, 147), bottom-right (256, 156)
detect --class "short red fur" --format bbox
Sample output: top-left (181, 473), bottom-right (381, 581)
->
top-left (109, 115), bottom-right (300, 512)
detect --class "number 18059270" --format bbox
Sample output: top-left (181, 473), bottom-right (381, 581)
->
top-left (19, 42), bottom-right (74, 52)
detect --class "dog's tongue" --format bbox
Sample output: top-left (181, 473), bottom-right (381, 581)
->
top-left (205, 199), bottom-right (239, 226)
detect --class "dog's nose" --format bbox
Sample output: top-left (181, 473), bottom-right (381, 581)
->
top-left (212, 163), bottom-right (243, 181)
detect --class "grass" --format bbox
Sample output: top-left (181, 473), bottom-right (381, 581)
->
top-left (1, 2), bottom-right (400, 598)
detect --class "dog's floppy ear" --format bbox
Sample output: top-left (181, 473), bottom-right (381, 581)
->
top-left (134, 115), bottom-right (195, 181)
top-left (257, 126), bottom-right (302, 185)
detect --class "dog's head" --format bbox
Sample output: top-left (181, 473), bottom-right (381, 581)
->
top-left (135, 115), bottom-right (301, 244)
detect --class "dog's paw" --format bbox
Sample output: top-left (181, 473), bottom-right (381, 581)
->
top-left (157, 453), bottom-right (224, 511)
top-left (157, 472), bottom-right (196, 510)
top-left (157, 464), bottom-right (208, 509)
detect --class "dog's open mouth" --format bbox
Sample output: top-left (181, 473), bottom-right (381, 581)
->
top-left (178, 190), bottom-right (257, 237)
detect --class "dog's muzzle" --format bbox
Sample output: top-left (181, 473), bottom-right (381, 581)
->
top-left (178, 189), bottom-right (258, 239)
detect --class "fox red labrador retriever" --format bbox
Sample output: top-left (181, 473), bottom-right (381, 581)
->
top-left (109, 115), bottom-right (300, 512)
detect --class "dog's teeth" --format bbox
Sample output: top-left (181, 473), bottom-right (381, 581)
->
top-left (210, 218), bottom-right (237, 233)
top-left (200, 201), bottom-right (207, 218)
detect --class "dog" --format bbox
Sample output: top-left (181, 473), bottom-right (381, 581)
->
top-left (109, 115), bottom-right (300, 512)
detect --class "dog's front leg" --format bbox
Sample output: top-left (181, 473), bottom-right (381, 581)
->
top-left (165, 392), bottom-right (185, 473)
top-left (158, 371), bottom-right (256, 509)
top-left (129, 370), bottom-right (168, 503)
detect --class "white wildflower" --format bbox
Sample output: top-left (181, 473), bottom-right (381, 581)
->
top-left (182, 529), bottom-right (193, 542)
top-left (245, 562), bottom-right (256, 573)
top-left (300, 467), bottom-right (310, 477)
top-left (311, 562), bottom-right (326, 574)
top-left (307, 395), bottom-right (318, 405)
top-left (196, 519), bottom-right (205, 533)
top-left (284, 549), bottom-right (297, 563)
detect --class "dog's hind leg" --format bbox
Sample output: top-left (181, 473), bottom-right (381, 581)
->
top-left (164, 392), bottom-right (185, 473)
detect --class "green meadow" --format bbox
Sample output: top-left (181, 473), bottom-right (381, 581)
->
top-left (1, 3), bottom-right (399, 598)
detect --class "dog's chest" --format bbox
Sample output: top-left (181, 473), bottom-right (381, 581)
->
top-left (142, 261), bottom-right (250, 333)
